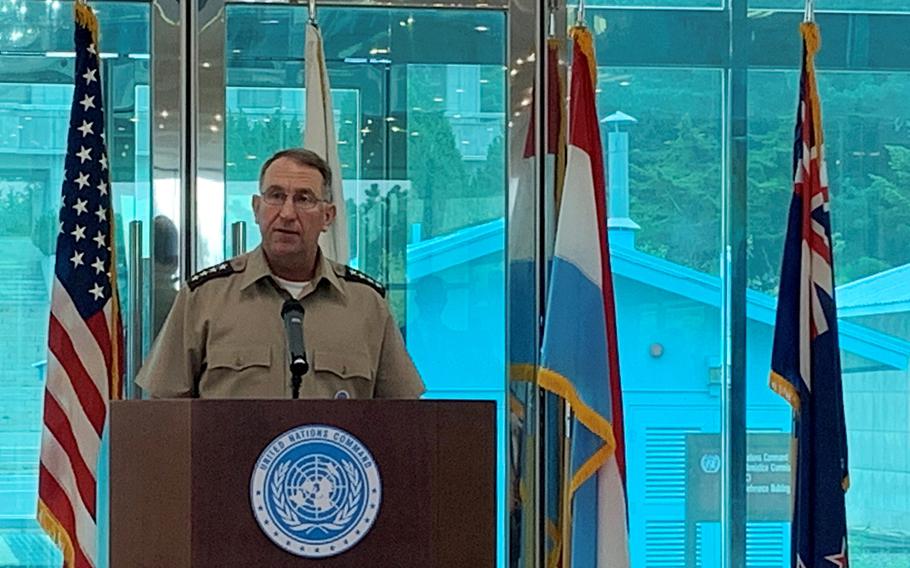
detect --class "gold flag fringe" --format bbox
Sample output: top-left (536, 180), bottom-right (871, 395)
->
top-left (570, 26), bottom-right (597, 90)
top-left (74, 1), bottom-right (100, 48)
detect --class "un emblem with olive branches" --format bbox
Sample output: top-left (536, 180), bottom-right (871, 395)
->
top-left (250, 425), bottom-right (382, 558)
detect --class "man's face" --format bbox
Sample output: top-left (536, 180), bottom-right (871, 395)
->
top-left (252, 157), bottom-right (336, 264)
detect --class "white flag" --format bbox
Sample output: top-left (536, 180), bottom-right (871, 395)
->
top-left (304, 22), bottom-right (349, 264)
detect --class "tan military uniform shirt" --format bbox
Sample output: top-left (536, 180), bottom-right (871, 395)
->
top-left (136, 246), bottom-right (425, 399)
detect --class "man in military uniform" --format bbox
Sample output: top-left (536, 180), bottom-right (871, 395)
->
top-left (136, 148), bottom-right (425, 399)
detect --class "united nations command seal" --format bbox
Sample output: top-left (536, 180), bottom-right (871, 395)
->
top-left (250, 425), bottom-right (382, 558)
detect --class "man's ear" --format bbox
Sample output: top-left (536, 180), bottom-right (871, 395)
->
top-left (251, 194), bottom-right (261, 221)
top-left (322, 203), bottom-right (337, 232)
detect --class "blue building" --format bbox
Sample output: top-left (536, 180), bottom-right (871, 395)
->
top-left (404, 218), bottom-right (910, 567)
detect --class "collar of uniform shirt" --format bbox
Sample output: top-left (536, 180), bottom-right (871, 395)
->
top-left (238, 245), bottom-right (346, 297)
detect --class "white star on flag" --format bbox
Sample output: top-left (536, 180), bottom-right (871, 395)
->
top-left (89, 282), bottom-right (105, 300)
top-left (72, 198), bottom-right (88, 215)
top-left (87, 43), bottom-right (97, 55)
top-left (82, 67), bottom-right (97, 85)
top-left (75, 172), bottom-right (90, 189)
top-left (824, 540), bottom-right (848, 568)
top-left (77, 120), bottom-right (94, 137)
top-left (97, 180), bottom-right (108, 195)
top-left (94, 205), bottom-right (107, 222)
top-left (92, 230), bottom-right (106, 249)
top-left (91, 257), bottom-right (106, 275)
top-left (79, 94), bottom-right (95, 112)
top-left (99, 154), bottom-right (108, 170)
top-left (71, 225), bottom-right (86, 242)
top-left (70, 251), bottom-right (84, 268)
top-left (76, 146), bottom-right (92, 163)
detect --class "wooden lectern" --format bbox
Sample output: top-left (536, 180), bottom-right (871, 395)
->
top-left (109, 400), bottom-right (496, 567)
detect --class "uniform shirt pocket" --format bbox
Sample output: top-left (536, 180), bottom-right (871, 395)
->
top-left (204, 345), bottom-right (273, 397)
top-left (313, 350), bottom-right (374, 399)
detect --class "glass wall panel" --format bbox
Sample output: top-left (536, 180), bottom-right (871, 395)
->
top-left (597, 65), bottom-right (726, 567)
top-left (588, 0), bottom-right (722, 8)
top-left (748, 65), bottom-right (910, 565)
top-left (223, 5), bottom-right (508, 564)
top-left (0, 1), bottom-right (150, 564)
top-left (593, 3), bottom-right (910, 566)
top-left (750, 0), bottom-right (910, 12)
top-left (223, 3), bottom-right (506, 390)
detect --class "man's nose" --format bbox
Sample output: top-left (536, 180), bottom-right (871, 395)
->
top-left (278, 196), bottom-right (297, 218)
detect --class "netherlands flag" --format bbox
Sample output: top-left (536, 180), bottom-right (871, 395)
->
top-left (538, 26), bottom-right (629, 568)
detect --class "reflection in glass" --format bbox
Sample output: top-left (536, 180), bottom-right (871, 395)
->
top-left (596, 66), bottom-right (725, 566)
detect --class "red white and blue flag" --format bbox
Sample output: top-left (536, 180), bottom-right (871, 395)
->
top-left (38, 5), bottom-right (124, 567)
top-left (539, 26), bottom-right (629, 568)
top-left (769, 22), bottom-right (850, 568)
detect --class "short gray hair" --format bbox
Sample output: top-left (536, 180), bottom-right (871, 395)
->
top-left (258, 148), bottom-right (333, 201)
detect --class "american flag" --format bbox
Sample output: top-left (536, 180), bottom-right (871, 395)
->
top-left (37, 4), bottom-right (123, 567)
top-left (769, 21), bottom-right (849, 568)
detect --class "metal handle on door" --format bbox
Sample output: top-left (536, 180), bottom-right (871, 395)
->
top-left (231, 221), bottom-right (247, 257)
top-left (126, 220), bottom-right (144, 400)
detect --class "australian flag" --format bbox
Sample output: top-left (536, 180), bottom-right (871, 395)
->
top-left (769, 22), bottom-right (849, 568)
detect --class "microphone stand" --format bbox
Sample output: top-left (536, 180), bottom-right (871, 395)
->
top-left (289, 349), bottom-right (308, 400)
top-left (291, 367), bottom-right (304, 399)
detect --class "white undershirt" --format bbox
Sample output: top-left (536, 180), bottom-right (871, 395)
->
top-left (273, 276), bottom-right (310, 299)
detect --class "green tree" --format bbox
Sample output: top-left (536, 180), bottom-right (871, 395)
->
top-left (226, 111), bottom-right (302, 182)
top-left (407, 108), bottom-right (469, 238)
top-left (629, 113), bottom-right (722, 274)
top-left (469, 134), bottom-right (505, 198)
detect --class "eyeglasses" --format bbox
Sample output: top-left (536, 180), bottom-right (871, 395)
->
top-left (259, 188), bottom-right (328, 211)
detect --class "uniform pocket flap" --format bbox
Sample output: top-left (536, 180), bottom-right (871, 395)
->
top-left (208, 345), bottom-right (271, 371)
top-left (314, 350), bottom-right (373, 381)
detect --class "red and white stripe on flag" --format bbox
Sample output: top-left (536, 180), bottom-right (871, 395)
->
top-left (38, 5), bottom-right (123, 567)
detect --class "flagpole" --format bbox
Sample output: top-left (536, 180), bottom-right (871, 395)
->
top-left (308, 0), bottom-right (317, 25)
top-left (561, 14), bottom-right (585, 568)
top-left (574, 0), bottom-right (586, 27)
top-left (560, 401), bottom-right (573, 568)
top-left (803, 0), bottom-right (815, 23)
top-left (548, 0), bottom-right (558, 38)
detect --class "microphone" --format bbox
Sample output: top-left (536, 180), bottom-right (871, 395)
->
top-left (281, 299), bottom-right (309, 398)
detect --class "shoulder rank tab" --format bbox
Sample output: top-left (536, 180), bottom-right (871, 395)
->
top-left (188, 261), bottom-right (234, 291)
top-left (343, 266), bottom-right (386, 298)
